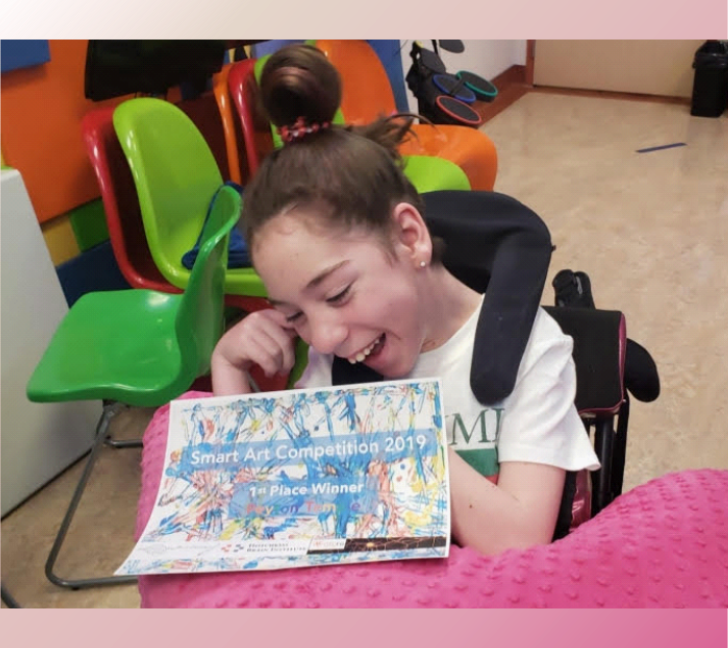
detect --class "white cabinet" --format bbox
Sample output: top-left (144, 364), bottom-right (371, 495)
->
top-left (1, 168), bottom-right (101, 516)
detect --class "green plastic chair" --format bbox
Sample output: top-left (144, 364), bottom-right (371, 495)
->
top-left (26, 185), bottom-right (241, 590)
top-left (253, 54), bottom-right (471, 193)
top-left (400, 155), bottom-right (471, 193)
top-left (112, 97), bottom-right (268, 299)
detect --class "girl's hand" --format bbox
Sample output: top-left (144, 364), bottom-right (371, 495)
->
top-left (211, 309), bottom-right (298, 396)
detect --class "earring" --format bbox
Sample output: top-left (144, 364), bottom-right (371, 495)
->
top-left (419, 261), bottom-right (426, 268)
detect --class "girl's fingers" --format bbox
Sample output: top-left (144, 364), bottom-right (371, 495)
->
top-left (259, 308), bottom-right (299, 337)
top-left (257, 322), bottom-right (297, 374)
top-left (253, 327), bottom-right (295, 376)
top-left (214, 308), bottom-right (299, 378)
top-left (243, 335), bottom-right (281, 378)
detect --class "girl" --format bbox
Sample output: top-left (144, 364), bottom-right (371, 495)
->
top-left (212, 44), bottom-right (599, 555)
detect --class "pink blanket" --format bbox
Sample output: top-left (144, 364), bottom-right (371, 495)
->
top-left (136, 392), bottom-right (728, 608)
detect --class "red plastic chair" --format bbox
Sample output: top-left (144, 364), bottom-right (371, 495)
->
top-left (227, 58), bottom-right (275, 176)
top-left (81, 106), bottom-right (175, 295)
top-left (81, 105), bottom-right (268, 315)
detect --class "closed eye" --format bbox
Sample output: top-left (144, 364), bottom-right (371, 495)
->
top-left (282, 284), bottom-right (352, 322)
top-left (326, 285), bottom-right (351, 304)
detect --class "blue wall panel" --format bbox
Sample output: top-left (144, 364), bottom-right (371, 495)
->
top-left (1, 41), bottom-right (51, 73)
top-left (56, 241), bottom-right (131, 308)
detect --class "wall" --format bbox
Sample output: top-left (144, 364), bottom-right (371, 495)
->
top-left (1, 40), bottom-right (233, 306)
top-left (2, 41), bottom-right (126, 225)
top-left (400, 40), bottom-right (527, 111)
top-left (1, 168), bottom-right (101, 514)
top-left (533, 40), bottom-right (704, 98)
top-left (2, 39), bottom-right (526, 307)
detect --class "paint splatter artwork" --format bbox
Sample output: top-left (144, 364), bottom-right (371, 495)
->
top-left (117, 379), bottom-right (450, 575)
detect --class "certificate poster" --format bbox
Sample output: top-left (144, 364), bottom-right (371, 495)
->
top-left (117, 378), bottom-right (450, 575)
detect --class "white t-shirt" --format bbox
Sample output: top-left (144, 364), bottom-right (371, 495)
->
top-left (296, 297), bottom-right (600, 481)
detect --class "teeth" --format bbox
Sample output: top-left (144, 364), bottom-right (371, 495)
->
top-left (347, 335), bottom-right (382, 364)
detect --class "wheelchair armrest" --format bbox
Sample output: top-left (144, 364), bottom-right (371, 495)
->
top-left (542, 306), bottom-right (626, 417)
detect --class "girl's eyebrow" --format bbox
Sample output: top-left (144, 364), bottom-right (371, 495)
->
top-left (268, 260), bottom-right (350, 307)
top-left (304, 260), bottom-right (349, 291)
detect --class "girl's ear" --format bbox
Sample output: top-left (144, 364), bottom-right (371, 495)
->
top-left (391, 202), bottom-right (432, 267)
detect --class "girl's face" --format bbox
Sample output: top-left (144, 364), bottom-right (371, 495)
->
top-left (252, 205), bottom-right (430, 378)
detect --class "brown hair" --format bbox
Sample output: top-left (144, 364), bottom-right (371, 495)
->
top-left (241, 44), bottom-right (431, 259)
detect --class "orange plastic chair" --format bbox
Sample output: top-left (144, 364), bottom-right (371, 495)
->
top-left (314, 40), bottom-right (498, 191)
top-left (226, 56), bottom-right (472, 194)
top-left (212, 64), bottom-right (249, 186)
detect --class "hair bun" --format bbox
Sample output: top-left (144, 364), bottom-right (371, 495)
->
top-left (260, 45), bottom-right (341, 129)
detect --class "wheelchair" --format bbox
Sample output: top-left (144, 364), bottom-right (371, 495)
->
top-left (327, 189), bottom-right (659, 535)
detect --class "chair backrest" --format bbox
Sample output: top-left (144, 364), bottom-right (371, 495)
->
top-left (81, 106), bottom-right (176, 294)
top-left (227, 53), bottom-right (349, 175)
top-left (212, 63), bottom-right (246, 186)
top-left (543, 305), bottom-right (627, 527)
top-left (253, 56), bottom-right (286, 152)
top-left (543, 307), bottom-right (626, 417)
top-left (176, 185), bottom-right (241, 378)
top-left (113, 97), bottom-right (223, 290)
top-left (228, 58), bottom-right (274, 176)
top-left (314, 40), bottom-right (398, 124)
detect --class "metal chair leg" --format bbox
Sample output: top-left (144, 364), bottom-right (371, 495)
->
top-left (104, 437), bottom-right (143, 449)
top-left (1, 584), bottom-right (21, 608)
top-left (45, 404), bottom-right (138, 590)
top-left (611, 395), bottom-right (630, 501)
top-left (592, 417), bottom-right (615, 517)
top-left (102, 402), bottom-right (143, 449)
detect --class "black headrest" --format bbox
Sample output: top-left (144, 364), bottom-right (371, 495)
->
top-left (424, 191), bottom-right (552, 405)
top-left (334, 191), bottom-right (552, 405)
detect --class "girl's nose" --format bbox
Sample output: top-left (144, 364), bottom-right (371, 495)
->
top-left (308, 313), bottom-right (348, 356)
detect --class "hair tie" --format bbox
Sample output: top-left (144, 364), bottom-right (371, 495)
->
top-left (278, 117), bottom-right (331, 144)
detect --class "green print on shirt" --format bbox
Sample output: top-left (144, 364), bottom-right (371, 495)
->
top-left (447, 407), bottom-right (504, 478)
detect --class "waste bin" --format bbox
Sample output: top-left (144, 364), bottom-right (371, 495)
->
top-left (690, 40), bottom-right (728, 117)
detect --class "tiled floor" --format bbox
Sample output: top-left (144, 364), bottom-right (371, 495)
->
top-left (2, 91), bottom-right (727, 608)
top-left (1, 406), bottom-right (154, 608)
top-left (485, 92), bottom-right (728, 492)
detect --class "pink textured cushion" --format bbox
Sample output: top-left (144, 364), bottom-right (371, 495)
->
top-left (137, 392), bottom-right (728, 608)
